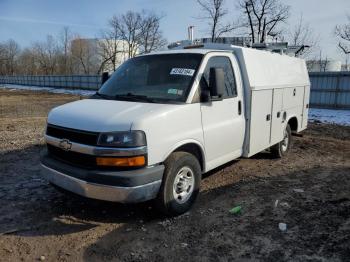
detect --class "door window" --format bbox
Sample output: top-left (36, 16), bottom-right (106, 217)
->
top-left (201, 56), bottom-right (237, 98)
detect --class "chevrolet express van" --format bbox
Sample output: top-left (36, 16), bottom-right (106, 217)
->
top-left (40, 44), bottom-right (310, 215)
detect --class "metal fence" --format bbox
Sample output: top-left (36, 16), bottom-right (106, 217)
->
top-left (0, 75), bottom-right (101, 90)
top-left (309, 72), bottom-right (350, 109)
top-left (1, 72), bottom-right (350, 109)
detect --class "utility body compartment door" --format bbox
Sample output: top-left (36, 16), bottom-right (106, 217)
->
top-left (270, 88), bottom-right (284, 145)
top-left (248, 89), bottom-right (273, 156)
top-left (302, 85), bottom-right (310, 129)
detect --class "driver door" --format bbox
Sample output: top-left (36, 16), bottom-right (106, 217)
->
top-left (199, 53), bottom-right (245, 171)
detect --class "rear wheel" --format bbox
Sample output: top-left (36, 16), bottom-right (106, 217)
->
top-left (155, 152), bottom-right (201, 216)
top-left (271, 124), bottom-right (292, 158)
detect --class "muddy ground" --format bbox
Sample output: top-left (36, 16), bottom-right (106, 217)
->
top-left (0, 89), bottom-right (349, 262)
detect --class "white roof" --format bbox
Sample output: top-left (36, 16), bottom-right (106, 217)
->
top-left (231, 46), bottom-right (310, 89)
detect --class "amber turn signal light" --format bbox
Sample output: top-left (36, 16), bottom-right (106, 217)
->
top-left (96, 156), bottom-right (146, 167)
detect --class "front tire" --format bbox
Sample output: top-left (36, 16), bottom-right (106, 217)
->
top-left (271, 124), bottom-right (292, 158)
top-left (155, 152), bottom-right (201, 216)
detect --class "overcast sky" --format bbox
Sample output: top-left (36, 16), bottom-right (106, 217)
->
top-left (0, 0), bottom-right (349, 62)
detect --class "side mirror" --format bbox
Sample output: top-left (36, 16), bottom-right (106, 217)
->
top-left (101, 72), bottom-right (109, 85)
top-left (209, 67), bottom-right (225, 100)
top-left (200, 89), bottom-right (211, 103)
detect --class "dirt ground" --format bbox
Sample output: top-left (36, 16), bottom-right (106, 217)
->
top-left (0, 89), bottom-right (349, 262)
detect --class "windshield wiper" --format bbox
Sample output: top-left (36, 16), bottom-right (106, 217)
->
top-left (114, 93), bottom-right (157, 103)
top-left (92, 92), bottom-right (112, 100)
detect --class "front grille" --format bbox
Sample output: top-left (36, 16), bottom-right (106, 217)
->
top-left (47, 144), bottom-right (97, 169)
top-left (46, 124), bottom-right (99, 146)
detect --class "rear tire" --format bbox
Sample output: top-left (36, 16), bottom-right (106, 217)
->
top-left (271, 124), bottom-right (292, 158)
top-left (155, 152), bottom-right (201, 216)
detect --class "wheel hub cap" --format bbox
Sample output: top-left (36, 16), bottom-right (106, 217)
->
top-left (173, 166), bottom-right (195, 204)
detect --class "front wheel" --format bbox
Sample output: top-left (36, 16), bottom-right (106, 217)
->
top-left (155, 152), bottom-right (201, 216)
top-left (271, 124), bottom-right (292, 158)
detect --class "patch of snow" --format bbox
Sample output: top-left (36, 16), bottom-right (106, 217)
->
top-left (0, 84), bottom-right (96, 96)
top-left (309, 108), bottom-right (350, 126)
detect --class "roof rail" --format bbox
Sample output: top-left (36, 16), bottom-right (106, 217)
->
top-left (168, 42), bottom-right (240, 51)
top-left (168, 39), bottom-right (308, 56)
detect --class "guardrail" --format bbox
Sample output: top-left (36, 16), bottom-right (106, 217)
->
top-left (0, 75), bottom-right (101, 90)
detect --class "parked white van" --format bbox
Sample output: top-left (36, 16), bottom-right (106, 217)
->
top-left (41, 44), bottom-right (310, 215)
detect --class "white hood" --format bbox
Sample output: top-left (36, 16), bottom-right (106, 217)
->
top-left (47, 98), bottom-right (177, 132)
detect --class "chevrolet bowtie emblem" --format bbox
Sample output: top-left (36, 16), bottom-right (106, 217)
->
top-left (58, 139), bottom-right (72, 151)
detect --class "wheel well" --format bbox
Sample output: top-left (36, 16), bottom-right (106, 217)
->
top-left (173, 143), bottom-right (204, 172)
top-left (288, 117), bottom-right (298, 132)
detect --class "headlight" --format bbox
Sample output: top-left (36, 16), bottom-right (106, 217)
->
top-left (97, 131), bottom-right (146, 147)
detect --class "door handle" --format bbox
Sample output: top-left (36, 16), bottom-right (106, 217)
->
top-left (282, 111), bottom-right (287, 123)
top-left (238, 100), bottom-right (242, 115)
top-left (266, 114), bottom-right (271, 121)
top-left (277, 112), bottom-right (281, 118)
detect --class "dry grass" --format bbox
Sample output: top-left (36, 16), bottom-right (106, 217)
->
top-left (0, 89), bottom-right (79, 153)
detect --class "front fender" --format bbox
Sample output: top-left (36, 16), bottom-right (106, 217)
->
top-left (163, 139), bottom-right (206, 170)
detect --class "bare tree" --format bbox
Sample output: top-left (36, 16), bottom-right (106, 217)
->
top-left (0, 39), bottom-right (20, 75)
top-left (2, 28), bottom-right (75, 76)
top-left (335, 15), bottom-right (350, 54)
top-left (288, 14), bottom-right (319, 58)
top-left (97, 10), bottom-right (166, 74)
top-left (71, 36), bottom-right (99, 74)
top-left (306, 59), bottom-right (318, 72)
top-left (0, 11), bottom-right (166, 76)
top-left (97, 38), bottom-right (122, 73)
top-left (319, 51), bottom-right (330, 72)
top-left (58, 26), bottom-right (73, 74)
top-left (17, 47), bottom-right (38, 75)
top-left (139, 11), bottom-right (167, 53)
top-left (108, 10), bottom-right (166, 58)
top-left (307, 50), bottom-right (330, 72)
top-left (109, 11), bottom-right (142, 58)
top-left (238, 0), bottom-right (290, 43)
top-left (98, 19), bottom-right (127, 73)
top-left (0, 43), bottom-right (5, 65)
top-left (32, 35), bottom-right (60, 75)
top-left (9, 28), bottom-right (76, 76)
top-left (196, 0), bottom-right (235, 42)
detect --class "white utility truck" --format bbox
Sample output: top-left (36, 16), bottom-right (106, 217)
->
top-left (41, 44), bottom-right (310, 215)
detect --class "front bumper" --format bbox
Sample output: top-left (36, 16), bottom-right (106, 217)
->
top-left (40, 152), bottom-right (164, 203)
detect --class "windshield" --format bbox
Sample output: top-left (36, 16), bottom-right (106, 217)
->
top-left (97, 53), bottom-right (203, 103)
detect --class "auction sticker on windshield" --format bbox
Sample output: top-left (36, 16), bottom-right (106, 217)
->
top-left (170, 68), bottom-right (195, 76)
